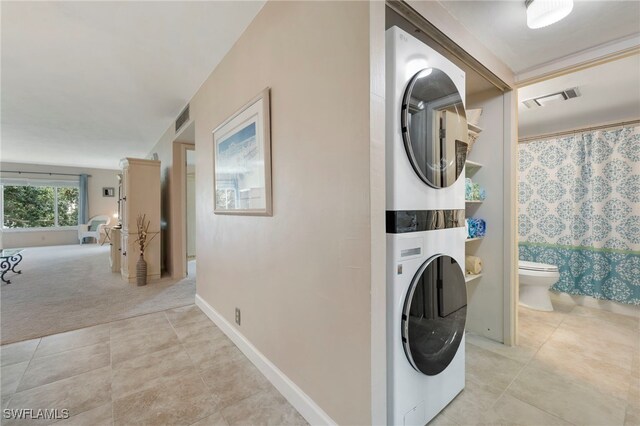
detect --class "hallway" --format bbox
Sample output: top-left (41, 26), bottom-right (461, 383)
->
top-left (1, 305), bottom-right (306, 425)
top-left (3, 296), bottom-right (638, 425)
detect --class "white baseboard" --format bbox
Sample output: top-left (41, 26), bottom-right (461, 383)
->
top-left (195, 294), bottom-right (337, 426)
top-left (552, 292), bottom-right (640, 318)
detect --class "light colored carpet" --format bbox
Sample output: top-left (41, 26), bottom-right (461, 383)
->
top-left (1, 244), bottom-right (195, 344)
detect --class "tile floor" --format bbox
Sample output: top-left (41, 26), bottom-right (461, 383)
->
top-left (431, 295), bottom-right (640, 426)
top-left (0, 306), bottom-right (307, 425)
top-left (1, 297), bottom-right (638, 426)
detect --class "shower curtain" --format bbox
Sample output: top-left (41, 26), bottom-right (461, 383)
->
top-left (518, 125), bottom-right (640, 305)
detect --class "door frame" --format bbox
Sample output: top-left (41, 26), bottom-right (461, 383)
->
top-left (170, 139), bottom-right (195, 279)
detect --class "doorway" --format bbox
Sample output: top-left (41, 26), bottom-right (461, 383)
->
top-left (186, 148), bottom-right (196, 276)
top-left (170, 121), bottom-right (195, 280)
top-left (517, 55), bottom-right (640, 313)
top-left (386, 5), bottom-right (519, 345)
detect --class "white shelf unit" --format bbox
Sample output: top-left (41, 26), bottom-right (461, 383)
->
top-left (465, 160), bottom-right (485, 287)
top-left (465, 274), bottom-right (483, 284)
top-left (463, 87), bottom-right (513, 343)
top-left (465, 160), bottom-right (483, 176)
top-left (468, 123), bottom-right (483, 135)
top-left (466, 161), bottom-right (485, 203)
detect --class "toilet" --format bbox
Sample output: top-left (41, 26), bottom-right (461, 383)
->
top-left (518, 260), bottom-right (560, 311)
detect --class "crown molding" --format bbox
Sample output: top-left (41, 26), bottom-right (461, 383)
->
top-left (515, 33), bottom-right (640, 86)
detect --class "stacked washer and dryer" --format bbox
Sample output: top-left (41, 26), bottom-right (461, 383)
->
top-left (386, 26), bottom-right (469, 426)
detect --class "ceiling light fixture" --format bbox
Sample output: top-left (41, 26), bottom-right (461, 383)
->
top-left (525, 0), bottom-right (574, 29)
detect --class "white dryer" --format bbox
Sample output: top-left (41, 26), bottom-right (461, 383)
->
top-left (386, 26), bottom-right (468, 212)
top-left (387, 224), bottom-right (467, 426)
top-left (386, 25), bottom-right (468, 426)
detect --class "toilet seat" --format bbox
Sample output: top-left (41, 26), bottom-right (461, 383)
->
top-left (519, 260), bottom-right (558, 273)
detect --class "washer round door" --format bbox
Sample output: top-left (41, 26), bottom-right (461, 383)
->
top-left (402, 254), bottom-right (467, 376)
top-left (401, 68), bottom-right (468, 188)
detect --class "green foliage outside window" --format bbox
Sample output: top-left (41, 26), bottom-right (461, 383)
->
top-left (57, 187), bottom-right (79, 227)
top-left (2, 185), bottom-right (79, 228)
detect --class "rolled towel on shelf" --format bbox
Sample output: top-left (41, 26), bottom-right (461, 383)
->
top-left (465, 178), bottom-right (486, 201)
top-left (465, 178), bottom-right (473, 200)
top-left (476, 219), bottom-right (486, 237)
top-left (465, 255), bottom-right (483, 275)
top-left (467, 218), bottom-right (478, 238)
top-left (471, 183), bottom-right (481, 200)
top-left (466, 218), bottom-right (486, 239)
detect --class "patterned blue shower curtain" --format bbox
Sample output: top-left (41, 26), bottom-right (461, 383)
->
top-left (518, 125), bottom-right (640, 305)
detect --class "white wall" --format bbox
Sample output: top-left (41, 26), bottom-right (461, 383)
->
top-left (465, 89), bottom-right (508, 342)
top-left (149, 2), bottom-right (373, 424)
top-left (0, 162), bottom-right (119, 248)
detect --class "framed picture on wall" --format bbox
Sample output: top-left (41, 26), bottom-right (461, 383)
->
top-left (213, 88), bottom-right (272, 216)
top-left (102, 187), bottom-right (115, 197)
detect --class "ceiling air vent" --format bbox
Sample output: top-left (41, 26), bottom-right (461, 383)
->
top-left (522, 87), bottom-right (581, 108)
top-left (564, 87), bottom-right (580, 99)
top-left (175, 105), bottom-right (190, 133)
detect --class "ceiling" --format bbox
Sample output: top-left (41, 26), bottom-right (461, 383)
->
top-left (518, 53), bottom-right (640, 138)
top-left (385, 6), bottom-right (497, 96)
top-left (439, 1), bottom-right (640, 74)
top-left (1, 1), bottom-right (265, 170)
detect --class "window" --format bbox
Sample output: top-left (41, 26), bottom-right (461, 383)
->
top-left (56, 187), bottom-right (80, 227)
top-left (215, 188), bottom-right (237, 210)
top-left (215, 178), bottom-right (238, 210)
top-left (1, 184), bottom-right (79, 229)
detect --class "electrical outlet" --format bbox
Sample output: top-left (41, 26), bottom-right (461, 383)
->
top-left (235, 308), bottom-right (241, 326)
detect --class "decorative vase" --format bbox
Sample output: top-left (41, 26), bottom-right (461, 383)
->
top-left (136, 254), bottom-right (147, 286)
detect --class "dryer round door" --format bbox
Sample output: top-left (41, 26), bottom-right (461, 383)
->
top-left (401, 68), bottom-right (468, 189)
top-left (402, 254), bottom-right (467, 376)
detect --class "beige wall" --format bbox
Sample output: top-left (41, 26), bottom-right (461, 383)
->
top-left (186, 171), bottom-right (195, 258)
top-left (150, 1), bottom-right (373, 423)
top-left (147, 127), bottom-right (175, 272)
top-left (0, 162), bottom-right (119, 248)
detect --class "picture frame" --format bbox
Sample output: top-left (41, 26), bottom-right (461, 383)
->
top-left (212, 88), bottom-right (272, 216)
top-left (102, 187), bottom-right (115, 197)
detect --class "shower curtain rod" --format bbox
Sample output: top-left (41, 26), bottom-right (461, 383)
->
top-left (0, 170), bottom-right (92, 178)
top-left (519, 119), bottom-right (640, 143)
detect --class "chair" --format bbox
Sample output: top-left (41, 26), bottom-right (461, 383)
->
top-left (78, 215), bottom-right (110, 244)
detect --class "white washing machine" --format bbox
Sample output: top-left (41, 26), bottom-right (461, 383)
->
top-left (387, 225), bottom-right (467, 426)
top-left (386, 26), bottom-right (468, 212)
top-left (386, 25), bottom-right (468, 426)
